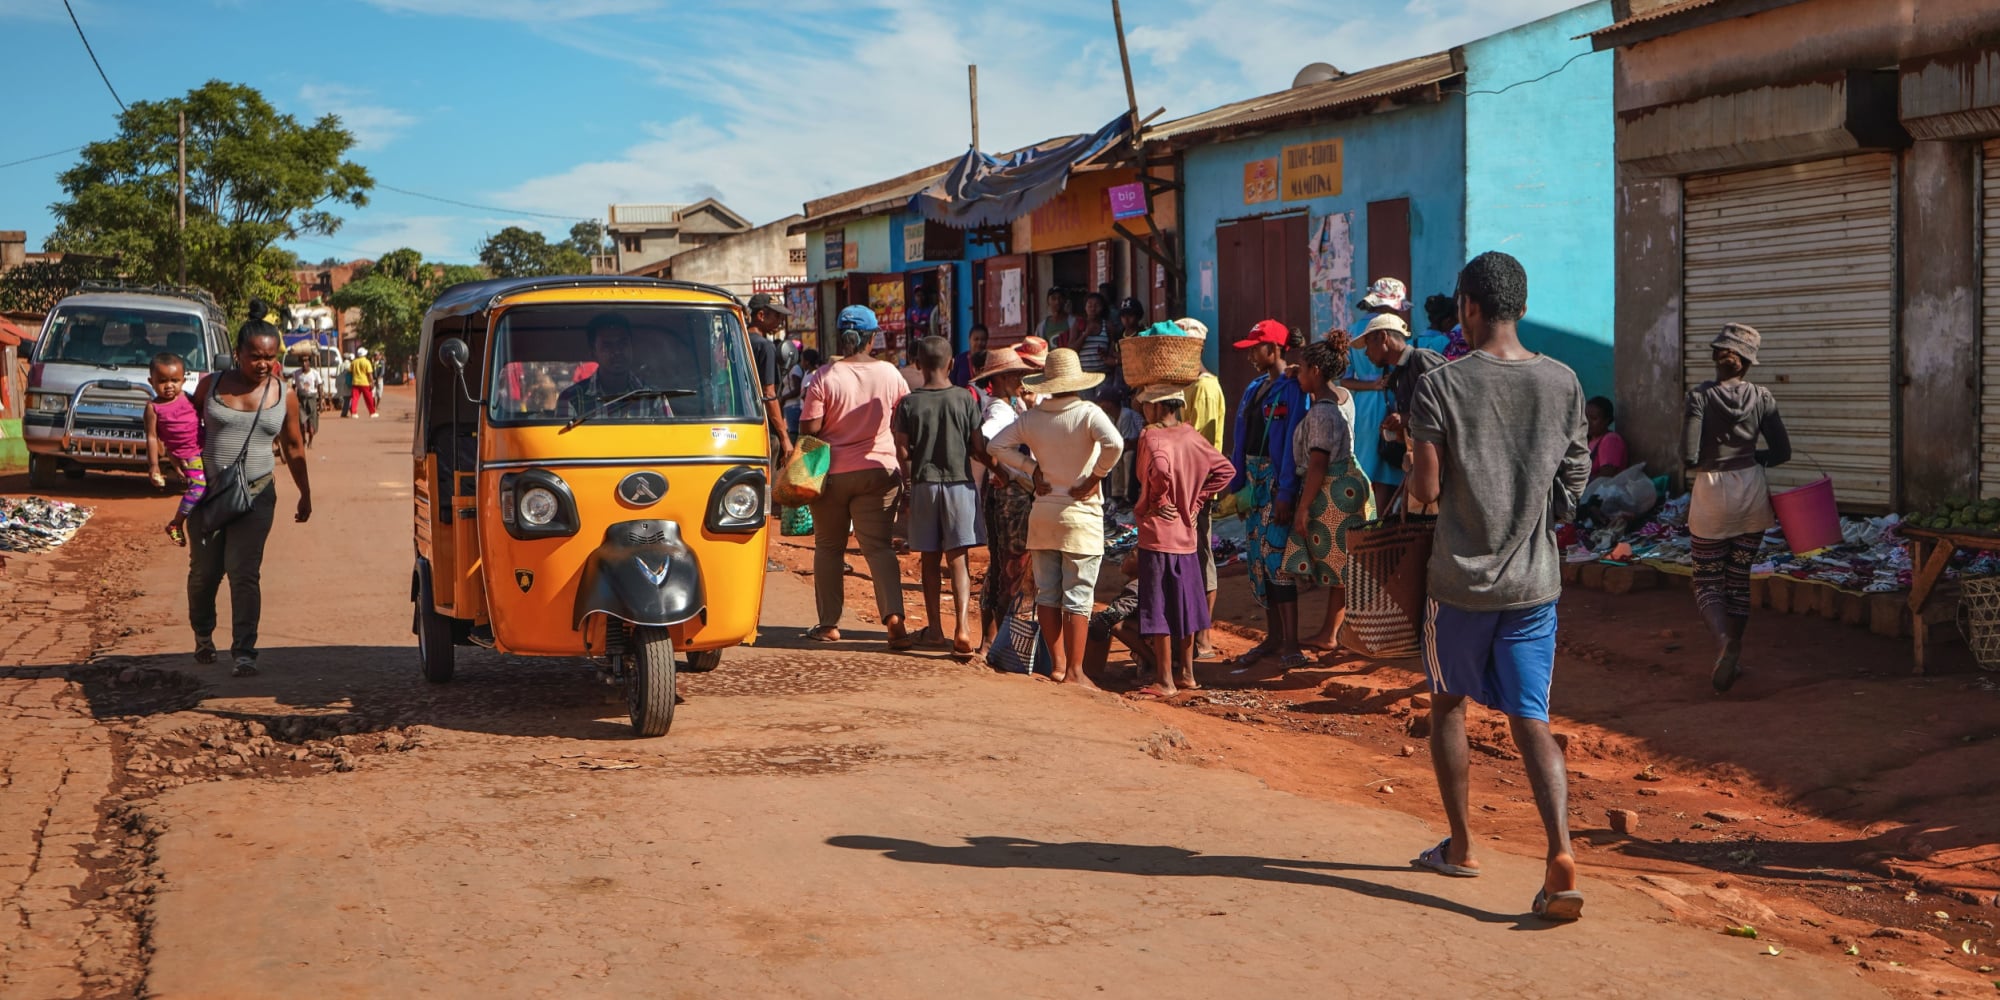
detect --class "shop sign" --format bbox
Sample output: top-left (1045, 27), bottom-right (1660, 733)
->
top-left (823, 229), bottom-right (845, 271)
top-left (843, 241), bottom-right (860, 271)
top-left (783, 283), bottom-right (817, 335)
top-left (868, 276), bottom-right (906, 336)
top-left (904, 220), bottom-right (927, 263)
top-left (1029, 168), bottom-right (1155, 251)
top-left (750, 275), bottom-right (791, 294)
top-left (1244, 158), bottom-right (1278, 204)
top-left (1281, 139), bottom-right (1343, 201)
top-left (1107, 182), bottom-right (1148, 220)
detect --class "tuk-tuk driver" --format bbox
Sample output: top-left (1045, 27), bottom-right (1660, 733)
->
top-left (558, 313), bottom-right (672, 420)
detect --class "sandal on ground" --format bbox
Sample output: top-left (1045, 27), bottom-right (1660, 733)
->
top-left (1194, 645), bottom-right (1223, 662)
top-left (1277, 651), bottom-right (1313, 671)
top-left (1226, 643), bottom-right (1277, 672)
top-left (1531, 887), bottom-right (1585, 922)
top-left (194, 638), bottom-right (217, 665)
top-left (1125, 685), bottom-right (1176, 701)
top-left (230, 656), bottom-right (259, 678)
top-left (886, 629), bottom-right (917, 652)
top-left (1412, 839), bottom-right (1481, 878)
top-left (806, 626), bottom-right (841, 642)
top-left (913, 627), bottom-right (951, 650)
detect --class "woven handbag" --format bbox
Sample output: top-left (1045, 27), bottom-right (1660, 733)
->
top-left (773, 436), bottom-right (831, 507)
top-left (1119, 336), bottom-right (1204, 388)
top-left (1337, 492), bottom-right (1435, 660)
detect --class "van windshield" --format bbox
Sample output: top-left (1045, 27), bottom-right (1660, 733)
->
top-left (40, 306), bottom-right (208, 370)
top-left (487, 304), bottom-right (759, 425)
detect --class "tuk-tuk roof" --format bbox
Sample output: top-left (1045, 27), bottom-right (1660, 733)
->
top-left (424, 276), bottom-right (741, 321)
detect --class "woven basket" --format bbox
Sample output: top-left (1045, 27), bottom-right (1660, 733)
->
top-left (1957, 576), bottom-right (2000, 672)
top-left (1120, 336), bottom-right (1205, 388)
top-left (1336, 513), bottom-right (1436, 660)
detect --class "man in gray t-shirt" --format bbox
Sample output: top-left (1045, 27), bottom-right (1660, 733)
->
top-left (1405, 251), bottom-right (1590, 923)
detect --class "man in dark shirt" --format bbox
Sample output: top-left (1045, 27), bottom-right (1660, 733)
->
top-left (557, 313), bottom-right (670, 420)
top-left (1361, 312), bottom-right (1448, 483)
top-left (746, 293), bottom-right (793, 458)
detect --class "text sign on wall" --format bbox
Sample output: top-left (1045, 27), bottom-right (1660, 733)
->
top-left (903, 220), bottom-right (926, 263)
top-left (1244, 158), bottom-right (1278, 204)
top-left (843, 241), bottom-right (860, 271)
top-left (1280, 139), bottom-right (1343, 201)
top-left (1107, 182), bottom-right (1148, 220)
top-left (823, 229), bottom-right (845, 271)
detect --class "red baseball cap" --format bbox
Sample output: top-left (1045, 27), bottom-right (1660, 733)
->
top-left (1231, 319), bottom-right (1291, 350)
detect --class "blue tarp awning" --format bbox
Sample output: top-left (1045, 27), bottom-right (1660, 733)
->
top-left (907, 114), bottom-right (1133, 230)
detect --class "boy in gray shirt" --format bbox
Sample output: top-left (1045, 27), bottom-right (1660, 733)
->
top-left (1406, 251), bottom-right (1590, 922)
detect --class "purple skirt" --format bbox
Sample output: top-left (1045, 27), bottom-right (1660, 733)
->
top-left (1137, 549), bottom-right (1211, 638)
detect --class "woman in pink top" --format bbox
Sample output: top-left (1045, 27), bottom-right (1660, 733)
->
top-left (1132, 382), bottom-right (1235, 698)
top-left (1586, 396), bottom-right (1629, 481)
top-left (798, 306), bottom-right (913, 650)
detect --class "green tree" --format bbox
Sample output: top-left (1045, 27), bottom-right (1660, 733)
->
top-left (566, 220), bottom-right (610, 258)
top-left (478, 226), bottom-right (591, 278)
top-left (329, 272), bottom-right (420, 364)
top-left (48, 79), bottom-right (372, 318)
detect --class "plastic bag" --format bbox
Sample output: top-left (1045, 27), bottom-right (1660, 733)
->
top-left (1582, 464), bottom-right (1657, 520)
top-left (774, 436), bottom-right (831, 507)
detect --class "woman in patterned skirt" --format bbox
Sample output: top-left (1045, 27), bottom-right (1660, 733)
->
top-left (1283, 334), bottom-right (1376, 652)
top-left (973, 347), bottom-right (1039, 653)
top-left (1224, 319), bottom-right (1310, 675)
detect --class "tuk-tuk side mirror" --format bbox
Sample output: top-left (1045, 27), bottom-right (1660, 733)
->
top-left (439, 337), bottom-right (470, 370)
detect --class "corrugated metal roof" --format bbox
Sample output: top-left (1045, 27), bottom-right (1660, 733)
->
top-left (1583, 0), bottom-right (1805, 40)
top-left (608, 203), bottom-right (687, 225)
top-left (1145, 52), bottom-right (1459, 145)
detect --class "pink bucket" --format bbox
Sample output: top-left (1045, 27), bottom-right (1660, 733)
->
top-left (1771, 476), bottom-right (1842, 555)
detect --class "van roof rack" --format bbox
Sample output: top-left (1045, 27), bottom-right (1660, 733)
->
top-left (73, 280), bottom-right (225, 311)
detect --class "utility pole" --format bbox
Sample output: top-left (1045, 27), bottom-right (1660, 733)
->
top-left (1111, 0), bottom-right (1141, 147)
top-left (967, 64), bottom-right (980, 152)
top-left (176, 110), bottom-right (187, 286)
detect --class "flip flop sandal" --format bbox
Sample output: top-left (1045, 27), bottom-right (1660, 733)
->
top-left (1125, 686), bottom-right (1178, 701)
top-left (1412, 838), bottom-right (1481, 878)
top-left (1532, 888), bottom-right (1585, 922)
top-left (193, 638), bottom-right (217, 665)
top-left (1278, 651), bottom-right (1313, 670)
top-left (805, 626), bottom-right (841, 642)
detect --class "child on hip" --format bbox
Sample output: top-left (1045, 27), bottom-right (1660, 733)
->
top-left (144, 353), bottom-right (205, 546)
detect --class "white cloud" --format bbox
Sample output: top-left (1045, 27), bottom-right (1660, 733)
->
top-left (298, 84), bottom-right (418, 152)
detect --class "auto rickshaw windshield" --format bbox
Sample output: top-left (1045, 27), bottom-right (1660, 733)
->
top-left (485, 304), bottom-right (760, 425)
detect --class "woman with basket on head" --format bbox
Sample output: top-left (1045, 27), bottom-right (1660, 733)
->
top-left (1685, 323), bottom-right (1790, 693)
top-left (1225, 319), bottom-right (1311, 676)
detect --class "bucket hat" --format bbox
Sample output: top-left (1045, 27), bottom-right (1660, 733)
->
top-left (1362, 313), bottom-right (1411, 339)
top-left (1712, 322), bottom-right (1760, 366)
top-left (1358, 277), bottom-right (1410, 313)
top-left (1021, 347), bottom-right (1105, 395)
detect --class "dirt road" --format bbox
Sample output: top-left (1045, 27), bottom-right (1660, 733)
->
top-left (0, 388), bottom-right (1949, 997)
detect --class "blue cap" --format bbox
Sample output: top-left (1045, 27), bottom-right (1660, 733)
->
top-left (836, 305), bottom-right (879, 332)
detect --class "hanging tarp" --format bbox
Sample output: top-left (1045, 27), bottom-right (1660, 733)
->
top-left (908, 114), bottom-right (1133, 230)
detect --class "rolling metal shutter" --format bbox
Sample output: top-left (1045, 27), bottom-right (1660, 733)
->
top-left (1982, 140), bottom-right (2000, 498)
top-left (1683, 154), bottom-right (1897, 511)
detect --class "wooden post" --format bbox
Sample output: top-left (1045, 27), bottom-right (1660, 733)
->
top-left (176, 109), bottom-right (187, 285)
top-left (1111, 0), bottom-right (1141, 144)
top-left (967, 64), bottom-right (980, 152)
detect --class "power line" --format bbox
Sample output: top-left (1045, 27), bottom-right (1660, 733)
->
top-left (0, 145), bottom-right (85, 170)
top-left (375, 183), bottom-right (591, 223)
top-left (62, 0), bottom-right (124, 112)
top-left (1446, 50), bottom-right (1596, 99)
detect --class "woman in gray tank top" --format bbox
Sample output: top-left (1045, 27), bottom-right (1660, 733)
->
top-left (189, 318), bottom-right (314, 676)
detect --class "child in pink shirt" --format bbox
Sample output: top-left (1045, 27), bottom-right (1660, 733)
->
top-left (1132, 381), bottom-right (1235, 697)
top-left (144, 353), bottom-right (205, 546)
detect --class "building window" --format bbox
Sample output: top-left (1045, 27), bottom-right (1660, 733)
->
top-left (788, 248), bottom-right (808, 265)
top-left (622, 236), bottom-right (642, 253)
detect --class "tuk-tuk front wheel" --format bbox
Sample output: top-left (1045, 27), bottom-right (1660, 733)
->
top-left (416, 573), bottom-right (456, 684)
top-left (684, 649), bottom-right (722, 673)
top-left (626, 626), bottom-right (677, 737)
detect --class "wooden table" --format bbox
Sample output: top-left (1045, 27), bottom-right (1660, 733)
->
top-left (1904, 527), bottom-right (1999, 673)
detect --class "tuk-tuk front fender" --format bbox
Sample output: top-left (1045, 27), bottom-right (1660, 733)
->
top-left (572, 520), bottom-right (706, 631)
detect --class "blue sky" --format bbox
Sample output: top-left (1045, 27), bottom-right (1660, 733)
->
top-left (0, 0), bottom-right (1585, 265)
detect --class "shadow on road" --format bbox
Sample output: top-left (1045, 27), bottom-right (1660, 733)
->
top-left (826, 834), bottom-right (1550, 928)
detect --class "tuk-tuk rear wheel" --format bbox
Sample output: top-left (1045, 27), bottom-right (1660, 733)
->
top-left (627, 626), bottom-right (677, 737)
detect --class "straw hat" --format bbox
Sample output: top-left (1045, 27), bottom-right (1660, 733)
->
top-left (1021, 347), bottom-right (1104, 395)
top-left (972, 346), bottom-right (1034, 385)
top-left (1015, 335), bottom-right (1050, 369)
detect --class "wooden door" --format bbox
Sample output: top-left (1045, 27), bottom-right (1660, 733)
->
top-left (981, 253), bottom-right (1031, 347)
top-left (1367, 198), bottom-right (1411, 298)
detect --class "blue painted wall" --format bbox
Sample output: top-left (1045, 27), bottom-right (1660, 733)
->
top-left (1180, 99), bottom-right (1466, 372)
top-left (891, 210), bottom-right (997, 352)
top-left (1461, 0), bottom-right (1616, 398)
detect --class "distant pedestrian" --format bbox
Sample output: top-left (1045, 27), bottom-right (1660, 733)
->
top-left (348, 347), bottom-right (378, 418)
top-left (1418, 294), bottom-right (1459, 356)
top-left (1175, 317), bottom-right (1228, 661)
top-left (291, 363), bottom-right (322, 447)
top-left (800, 306), bottom-right (913, 650)
top-left (895, 335), bottom-right (984, 657)
top-left (989, 348), bottom-right (1124, 687)
top-left (1131, 382), bottom-right (1234, 698)
top-left (951, 324), bottom-right (989, 388)
top-left (746, 292), bottom-right (795, 459)
top-left (337, 353), bottom-right (354, 417)
top-left (1075, 293), bottom-right (1113, 371)
top-left (1685, 324), bottom-right (1790, 693)
top-left (783, 348), bottom-right (822, 438)
top-left (1039, 288), bottom-right (1072, 345)
top-left (1288, 335), bottom-right (1373, 653)
top-left (1345, 277), bottom-right (1410, 507)
top-left (188, 318), bottom-right (315, 677)
top-left (1225, 320), bottom-right (1309, 677)
top-left (1406, 251), bottom-right (1589, 922)
top-left (973, 346), bottom-right (1038, 653)
top-left (1360, 312), bottom-right (1449, 515)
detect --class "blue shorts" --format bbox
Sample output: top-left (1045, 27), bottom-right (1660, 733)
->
top-left (1422, 599), bottom-right (1558, 723)
top-left (909, 481), bottom-right (981, 552)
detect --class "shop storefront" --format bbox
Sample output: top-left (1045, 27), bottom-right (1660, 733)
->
top-left (1015, 166), bottom-right (1176, 346)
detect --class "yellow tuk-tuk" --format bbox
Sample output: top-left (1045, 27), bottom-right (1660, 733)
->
top-left (412, 277), bottom-right (770, 736)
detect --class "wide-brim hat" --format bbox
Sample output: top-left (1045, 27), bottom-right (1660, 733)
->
top-left (1015, 335), bottom-right (1050, 369)
top-left (972, 346), bottom-right (1034, 385)
top-left (1021, 347), bottom-right (1105, 395)
top-left (1132, 381), bottom-right (1190, 405)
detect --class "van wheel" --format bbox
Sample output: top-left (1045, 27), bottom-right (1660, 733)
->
top-left (62, 464), bottom-right (85, 481)
top-left (684, 649), bottom-right (722, 673)
top-left (626, 626), bottom-right (677, 737)
top-left (416, 574), bottom-right (456, 684)
top-left (27, 455), bottom-right (57, 489)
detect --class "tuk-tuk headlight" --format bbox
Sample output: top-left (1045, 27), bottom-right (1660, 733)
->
top-left (519, 487), bottom-right (560, 527)
top-left (722, 483), bottom-right (760, 521)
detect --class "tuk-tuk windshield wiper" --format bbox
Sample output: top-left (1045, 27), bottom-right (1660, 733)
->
top-left (560, 387), bottom-right (696, 431)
